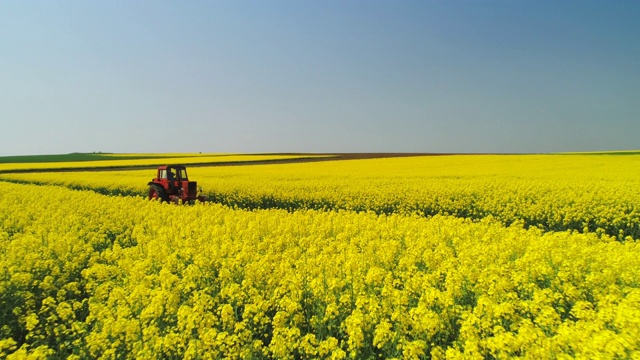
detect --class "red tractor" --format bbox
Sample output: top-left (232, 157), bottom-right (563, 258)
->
top-left (148, 165), bottom-right (207, 203)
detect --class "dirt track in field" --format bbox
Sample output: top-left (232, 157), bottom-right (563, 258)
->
top-left (0, 153), bottom-right (481, 174)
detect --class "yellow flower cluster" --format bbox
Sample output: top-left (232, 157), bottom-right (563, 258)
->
top-left (1, 181), bottom-right (639, 358)
top-left (3, 155), bottom-right (640, 239)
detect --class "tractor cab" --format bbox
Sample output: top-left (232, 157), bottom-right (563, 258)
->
top-left (160, 165), bottom-right (188, 183)
top-left (148, 165), bottom-right (206, 203)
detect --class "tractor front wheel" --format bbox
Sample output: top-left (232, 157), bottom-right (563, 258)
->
top-left (149, 184), bottom-right (169, 202)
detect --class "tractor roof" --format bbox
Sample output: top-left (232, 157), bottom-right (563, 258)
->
top-left (158, 165), bottom-right (186, 170)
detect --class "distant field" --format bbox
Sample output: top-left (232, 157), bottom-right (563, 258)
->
top-left (0, 153), bottom-right (331, 173)
top-left (0, 152), bottom-right (219, 163)
top-left (557, 150), bottom-right (640, 155)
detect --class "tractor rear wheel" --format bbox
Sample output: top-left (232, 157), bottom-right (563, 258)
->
top-left (149, 184), bottom-right (169, 202)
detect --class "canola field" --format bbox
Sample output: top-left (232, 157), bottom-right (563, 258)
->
top-left (1, 154), bottom-right (640, 359)
top-left (3, 155), bottom-right (640, 239)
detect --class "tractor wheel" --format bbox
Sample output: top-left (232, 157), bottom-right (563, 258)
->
top-left (148, 184), bottom-right (169, 202)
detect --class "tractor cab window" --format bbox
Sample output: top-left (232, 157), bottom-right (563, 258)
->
top-left (178, 168), bottom-right (188, 180)
top-left (159, 169), bottom-right (167, 179)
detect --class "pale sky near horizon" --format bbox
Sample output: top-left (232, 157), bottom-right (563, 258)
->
top-left (1, 1), bottom-right (639, 156)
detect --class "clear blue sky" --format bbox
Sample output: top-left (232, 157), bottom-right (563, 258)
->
top-left (1, 1), bottom-right (639, 155)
